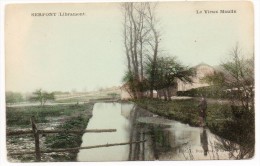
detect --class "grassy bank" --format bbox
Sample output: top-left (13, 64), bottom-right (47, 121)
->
top-left (6, 104), bottom-right (93, 127)
top-left (6, 103), bottom-right (94, 162)
top-left (134, 98), bottom-right (254, 151)
top-left (134, 98), bottom-right (232, 127)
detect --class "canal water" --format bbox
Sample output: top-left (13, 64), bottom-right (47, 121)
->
top-left (77, 102), bottom-right (238, 161)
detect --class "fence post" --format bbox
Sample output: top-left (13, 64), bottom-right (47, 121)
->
top-left (31, 116), bottom-right (41, 161)
top-left (142, 132), bottom-right (145, 160)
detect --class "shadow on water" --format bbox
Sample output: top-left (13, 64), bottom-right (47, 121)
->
top-left (77, 102), bottom-right (254, 161)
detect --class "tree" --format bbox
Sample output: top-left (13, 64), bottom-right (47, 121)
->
top-left (30, 89), bottom-right (55, 106)
top-left (6, 91), bottom-right (24, 104)
top-left (200, 71), bottom-right (226, 98)
top-left (202, 44), bottom-right (254, 110)
top-left (122, 2), bottom-right (160, 98)
top-left (202, 45), bottom-right (255, 158)
top-left (107, 93), bottom-right (119, 99)
top-left (145, 56), bottom-right (194, 101)
top-left (220, 47), bottom-right (255, 159)
top-left (221, 45), bottom-right (254, 110)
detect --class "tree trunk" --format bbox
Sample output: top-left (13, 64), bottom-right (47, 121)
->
top-left (166, 87), bottom-right (171, 101)
top-left (163, 89), bottom-right (167, 101)
top-left (150, 89), bottom-right (153, 99)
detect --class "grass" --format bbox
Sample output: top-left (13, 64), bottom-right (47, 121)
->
top-left (134, 98), bottom-right (232, 127)
top-left (45, 114), bottom-right (91, 161)
top-left (6, 104), bottom-right (91, 127)
top-left (6, 103), bottom-right (94, 162)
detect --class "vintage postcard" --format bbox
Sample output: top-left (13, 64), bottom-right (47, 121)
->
top-left (4, 0), bottom-right (255, 163)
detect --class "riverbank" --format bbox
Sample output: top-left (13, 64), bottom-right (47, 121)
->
top-left (134, 98), bottom-right (231, 127)
top-left (134, 98), bottom-right (254, 156)
top-left (6, 103), bottom-right (94, 162)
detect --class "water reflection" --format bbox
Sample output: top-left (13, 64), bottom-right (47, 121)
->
top-left (200, 128), bottom-right (208, 156)
top-left (214, 135), bottom-right (254, 159)
top-left (77, 103), bottom-right (131, 161)
top-left (77, 102), bottom-right (253, 161)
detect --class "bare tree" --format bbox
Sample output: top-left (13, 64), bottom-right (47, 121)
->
top-left (202, 44), bottom-right (254, 110)
top-left (145, 3), bottom-right (160, 98)
top-left (221, 45), bottom-right (254, 110)
top-left (201, 45), bottom-right (254, 159)
top-left (122, 2), bottom-right (160, 99)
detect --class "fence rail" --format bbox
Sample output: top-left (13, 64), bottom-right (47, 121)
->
top-left (8, 140), bottom-right (146, 156)
top-left (7, 129), bottom-right (117, 136)
top-left (7, 116), bottom-right (146, 161)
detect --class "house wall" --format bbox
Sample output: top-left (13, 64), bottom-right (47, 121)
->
top-left (177, 64), bottom-right (215, 91)
top-left (121, 89), bottom-right (132, 100)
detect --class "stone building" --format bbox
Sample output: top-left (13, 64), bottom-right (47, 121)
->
top-left (177, 63), bottom-right (215, 91)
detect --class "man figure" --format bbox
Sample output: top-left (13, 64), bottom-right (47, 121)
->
top-left (198, 96), bottom-right (207, 127)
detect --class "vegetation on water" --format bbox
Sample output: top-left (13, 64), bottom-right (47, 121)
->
top-left (45, 115), bottom-right (91, 161)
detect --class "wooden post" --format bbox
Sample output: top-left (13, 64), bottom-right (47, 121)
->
top-left (142, 132), bottom-right (145, 160)
top-left (31, 116), bottom-right (41, 161)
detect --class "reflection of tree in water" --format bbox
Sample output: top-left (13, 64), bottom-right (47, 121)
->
top-left (127, 105), bottom-right (254, 160)
top-left (150, 126), bottom-right (172, 156)
top-left (200, 128), bottom-right (208, 156)
top-left (128, 106), bottom-right (147, 160)
top-left (212, 106), bottom-right (254, 159)
top-left (214, 136), bottom-right (254, 159)
top-left (128, 106), bottom-right (172, 160)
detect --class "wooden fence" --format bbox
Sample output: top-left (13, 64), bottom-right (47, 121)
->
top-left (7, 116), bottom-right (146, 161)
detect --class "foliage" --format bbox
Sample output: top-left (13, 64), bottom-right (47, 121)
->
top-left (6, 91), bottom-right (24, 103)
top-left (29, 89), bottom-right (55, 106)
top-left (202, 45), bottom-right (254, 111)
top-left (6, 103), bottom-right (93, 162)
top-left (200, 71), bottom-right (225, 87)
top-left (45, 115), bottom-right (90, 161)
top-left (122, 71), bottom-right (136, 98)
top-left (45, 115), bottom-right (89, 148)
top-left (107, 93), bottom-right (119, 99)
top-left (6, 104), bottom-right (88, 127)
top-left (135, 98), bottom-right (228, 127)
top-left (145, 56), bottom-right (194, 100)
top-left (177, 86), bottom-right (230, 98)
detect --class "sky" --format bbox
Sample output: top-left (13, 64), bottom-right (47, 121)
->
top-left (5, 1), bottom-right (254, 93)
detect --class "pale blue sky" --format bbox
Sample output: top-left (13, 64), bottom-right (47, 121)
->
top-left (5, 2), bottom-right (254, 93)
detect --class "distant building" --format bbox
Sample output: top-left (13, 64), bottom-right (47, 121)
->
top-left (120, 63), bottom-right (215, 99)
top-left (177, 63), bottom-right (215, 91)
top-left (120, 83), bottom-right (133, 100)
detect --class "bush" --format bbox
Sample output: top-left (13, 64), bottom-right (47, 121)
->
top-left (177, 86), bottom-right (229, 98)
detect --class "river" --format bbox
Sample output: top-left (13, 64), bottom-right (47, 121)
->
top-left (77, 102), bottom-right (240, 161)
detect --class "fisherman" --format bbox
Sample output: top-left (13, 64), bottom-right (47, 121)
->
top-left (198, 96), bottom-right (207, 127)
